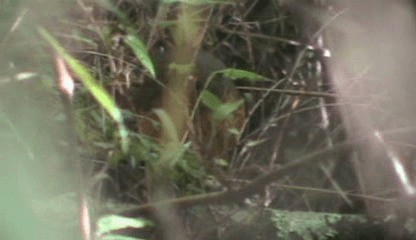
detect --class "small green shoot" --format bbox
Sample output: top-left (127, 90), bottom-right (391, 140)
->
top-left (200, 90), bottom-right (222, 110)
top-left (212, 99), bottom-right (244, 120)
top-left (97, 0), bottom-right (156, 78)
top-left (200, 90), bottom-right (244, 120)
top-left (212, 68), bottom-right (267, 84)
top-left (125, 34), bottom-right (156, 78)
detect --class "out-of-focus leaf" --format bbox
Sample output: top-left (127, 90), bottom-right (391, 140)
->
top-left (125, 34), bottom-right (156, 78)
top-left (152, 109), bottom-right (190, 167)
top-left (153, 109), bottom-right (179, 144)
top-left (213, 68), bottom-right (267, 83)
top-left (38, 27), bottom-right (129, 153)
top-left (96, 215), bottom-right (152, 236)
top-left (98, 0), bottom-right (156, 80)
top-left (200, 90), bottom-right (222, 111)
top-left (214, 158), bottom-right (228, 167)
top-left (167, 142), bottom-right (191, 168)
top-left (228, 127), bottom-right (241, 136)
top-left (246, 139), bottom-right (267, 147)
top-left (101, 235), bottom-right (144, 240)
top-left (201, 90), bottom-right (244, 120)
top-left (213, 99), bottom-right (244, 120)
top-left (15, 72), bottom-right (38, 81)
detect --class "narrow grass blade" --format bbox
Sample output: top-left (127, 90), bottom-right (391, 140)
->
top-left (38, 27), bottom-right (129, 153)
top-left (213, 68), bottom-right (267, 83)
top-left (153, 109), bottom-right (180, 144)
top-left (124, 34), bottom-right (156, 78)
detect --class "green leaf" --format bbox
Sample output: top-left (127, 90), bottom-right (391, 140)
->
top-left (101, 235), bottom-right (144, 240)
top-left (96, 215), bottom-right (152, 236)
top-left (125, 34), bottom-right (156, 78)
top-left (214, 158), bottom-right (229, 167)
top-left (38, 27), bottom-right (129, 153)
top-left (200, 90), bottom-right (244, 120)
top-left (200, 90), bottom-right (222, 111)
top-left (97, 1), bottom-right (157, 79)
top-left (153, 109), bottom-right (179, 144)
top-left (150, 110), bottom-right (190, 167)
top-left (215, 68), bottom-right (267, 83)
top-left (166, 142), bottom-right (191, 168)
top-left (213, 99), bottom-right (244, 120)
top-left (228, 127), bottom-right (241, 136)
top-left (246, 139), bottom-right (267, 147)
top-left (101, 234), bottom-right (145, 240)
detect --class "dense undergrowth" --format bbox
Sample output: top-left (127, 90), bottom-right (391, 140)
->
top-left (66, 0), bottom-right (353, 213)
top-left (0, 0), bottom-right (375, 239)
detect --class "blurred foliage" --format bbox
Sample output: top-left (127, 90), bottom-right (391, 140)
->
top-left (0, 0), bottom-right (367, 239)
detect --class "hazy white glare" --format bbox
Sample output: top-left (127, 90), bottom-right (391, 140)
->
top-left (328, 0), bottom-right (416, 214)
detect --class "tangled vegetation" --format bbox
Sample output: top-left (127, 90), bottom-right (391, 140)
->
top-left (4, 0), bottom-right (416, 239)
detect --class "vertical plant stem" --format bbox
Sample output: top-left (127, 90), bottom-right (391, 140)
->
top-left (148, 3), bottom-right (212, 240)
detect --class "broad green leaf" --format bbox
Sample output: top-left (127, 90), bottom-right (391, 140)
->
top-left (213, 99), bottom-right (244, 120)
top-left (125, 34), bottom-right (156, 78)
top-left (214, 68), bottom-right (267, 83)
top-left (96, 215), bottom-right (152, 236)
top-left (200, 90), bottom-right (222, 111)
top-left (38, 27), bottom-right (129, 153)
